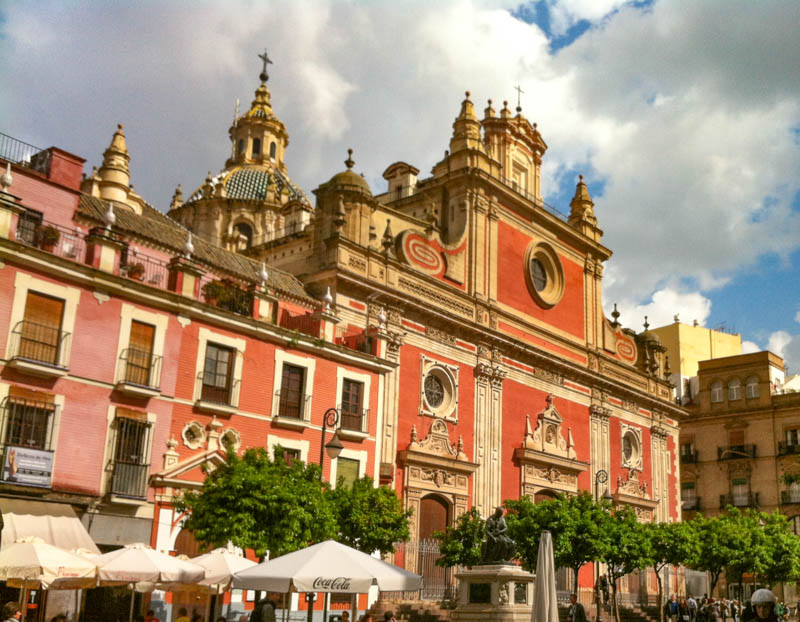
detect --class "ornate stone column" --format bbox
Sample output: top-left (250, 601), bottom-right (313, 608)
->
top-left (473, 352), bottom-right (507, 517)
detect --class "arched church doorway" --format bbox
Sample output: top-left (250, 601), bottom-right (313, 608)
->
top-left (417, 494), bottom-right (452, 600)
top-left (234, 222), bottom-right (253, 249)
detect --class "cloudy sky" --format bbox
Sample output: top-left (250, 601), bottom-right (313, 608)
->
top-left (3, 0), bottom-right (800, 373)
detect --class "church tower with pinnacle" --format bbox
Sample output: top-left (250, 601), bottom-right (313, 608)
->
top-left (167, 51), bottom-right (311, 252)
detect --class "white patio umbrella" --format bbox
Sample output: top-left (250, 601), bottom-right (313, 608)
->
top-left (531, 531), bottom-right (558, 622)
top-left (192, 545), bottom-right (258, 621)
top-left (0, 537), bottom-right (98, 622)
top-left (94, 543), bottom-right (206, 622)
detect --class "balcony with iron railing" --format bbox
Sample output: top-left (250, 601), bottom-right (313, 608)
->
top-left (115, 348), bottom-right (162, 397)
top-left (336, 404), bottom-right (369, 441)
top-left (720, 492), bottom-right (759, 509)
top-left (680, 451), bottom-right (699, 464)
top-left (7, 320), bottom-right (71, 378)
top-left (717, 444), bottom-right (757, 461)
top-left (110, 460), bottom-right (150, 499)
top-left (272, 391), bottom-right (311, 430)
top-left (781, 489), bottom-right (800, 505)
top-left (16, 217), bottom-right (87, 262)
top-left (779, 442), bottom-right (800, 456)
top-left (0, 132), bottom-right (51, 175)
top-left (681, 497), bottom-right (701, 511)
top-left (195, 373), bottom-right (241, 416)
top-left (120, 251), bottom-right (170, 289)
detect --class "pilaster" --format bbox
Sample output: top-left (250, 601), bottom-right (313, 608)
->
top-left (473, 354), bottom-right (507, 517)
top-left (85, 226), bottom-right (125, 274)
top-left (167, 256), bottom-right (204, 299)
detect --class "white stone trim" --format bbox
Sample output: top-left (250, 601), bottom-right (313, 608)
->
top-left (329, 448), bottom-right (368, 489)
top-left (193, 327), bottom-right (246, 407)
top-left (98, 404), bottom-right (157, 497)
top-left (113, 303), bottom-right (169, 385)
top-left (335, 367), bottom-right (371, 433)
top-left (271, 350), bottom-right (316, 421)
top-left (266, 434), bottom-right (310, 462)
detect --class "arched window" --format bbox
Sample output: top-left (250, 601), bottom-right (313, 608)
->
top-left (728, 378), bottom-right (742, 401)
top-left (746, 376), bottom-right (760, 399)
top-left (252, 138), bottom-right (261, 157)
top-left (234, 222), bottom-right (253, 248)
top-left (269, 141), bottom-right (277, 159)
top-left (710, 380), bottom-right (724, 403)
top-left (418, 495), bottom-right (449, 539)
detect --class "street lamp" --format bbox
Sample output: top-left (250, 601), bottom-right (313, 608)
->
top-left (595, 469), bottom-right (613, 622)
top-left (319, 407), bottom-right (344, 481)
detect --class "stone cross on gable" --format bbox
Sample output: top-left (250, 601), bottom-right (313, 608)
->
top-left (514, 84), bottom-right (524, 112)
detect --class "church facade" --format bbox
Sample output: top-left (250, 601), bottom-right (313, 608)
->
top-left (168, 65), bottom-right (685, 595)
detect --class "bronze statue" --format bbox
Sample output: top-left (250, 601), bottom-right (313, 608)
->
top-left (481, 506), bottom-right (516, 564)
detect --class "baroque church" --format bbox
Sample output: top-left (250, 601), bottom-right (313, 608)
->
top-left (163, 56), bottom-right (684, 594)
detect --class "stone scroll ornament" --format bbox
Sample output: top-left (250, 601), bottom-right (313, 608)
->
top-left (480, 506), bottom-right (516, 564)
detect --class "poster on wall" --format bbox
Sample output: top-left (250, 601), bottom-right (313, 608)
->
top-left (2, 446), bottom-right (54, 487)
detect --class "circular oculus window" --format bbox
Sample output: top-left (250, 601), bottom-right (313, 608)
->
top-left (524, 242), bottom-right (565, 308)
top-left (622, 430), bottom-right (640, 467)
top-left (422, 366), bottom-right (456, 416)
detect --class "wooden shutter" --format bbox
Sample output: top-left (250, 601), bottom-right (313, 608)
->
top-left (729, 430), bottom-right (745, 445)
top-left (129, 321), bottom-right (155, 355)
top-left (25, 291), bottom-right (64, 327)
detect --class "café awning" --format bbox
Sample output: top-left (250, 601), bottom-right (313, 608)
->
top-left (1, 498), bottom-right (100, 554)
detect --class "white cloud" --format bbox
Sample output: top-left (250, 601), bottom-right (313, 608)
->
top-left (546, 0), bottom-right (633, 36)
top-left (768, 331), bottom-right (794, 357)
top-left (610, 286), bottom-right (712, 331)
top-left (741, 341), bottom-right (760, 354)
top-left (795, 310), bottom-right (800, 325)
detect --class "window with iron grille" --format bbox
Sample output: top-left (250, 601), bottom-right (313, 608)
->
top-left (278, 364), bottom-right (305, 418)
top-left (336, 457), bottom-right (360, 488)
top-left (124, 321), bottom-right (156, 386)
top-left (18, 291), bottom-right (65, 366)
top-left (201, 343), bottom-right (234, 404)
top-left (2, 398), bottom-right (55, 451)
top-left (17, 209), bottom-right (43, 245)
top-left (340, 379), bottom-right (364, 431)
top-left (110, 414), bottom-right (151, 498)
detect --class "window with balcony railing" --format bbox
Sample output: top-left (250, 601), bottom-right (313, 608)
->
top-left (277, 364), bottom-right (305, 419)
top-left (1, 397), bottom-right (55, 452)
top-left (121, 321), bottom-right (158, 387)
top-left (340, 379), bottom-right (366, 432)
top-left (717, 444), bottom-right (756, 460)
top-left (110, 414), bottom-right (151, 499)
top-left (782, 487), bottom-right (800, 505)
top-left (12, 291), bottom-right (70, 369)
top-left (201, 343), bottom-right (235, 404)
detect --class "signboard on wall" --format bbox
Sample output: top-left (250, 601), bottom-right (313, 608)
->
top-left (2, 446), bottom-right (54, 488)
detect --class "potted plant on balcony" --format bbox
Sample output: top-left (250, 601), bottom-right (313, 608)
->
top-left (127, 262), bottom-right (145, 281)
top-left (37, 225), bottom-right (60, 252)
top-left (202, 279), bottom-right (225, 306)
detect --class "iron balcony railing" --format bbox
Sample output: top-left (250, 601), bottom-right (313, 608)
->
top-left (117, 348), bottom-right (162, 390)
top-left (16, 217), bottom-right (86, 262)
top-left (338, 404), bottom-right (369, 433)
top-left (779, 442), bottom-right (800, 456)
top-left (120, 251), bottom-right (170, 289)
top-left (274, 390), bottom-right (310, 421)
top-left (110, 461), bottom-right (150, 498)
top-left (717, 444), bottom-right (757, 460)
top-left (680, 451), bottom-right (699, 464)
top-left (0, 133), bottom-right (51, 174)
top-left (781, 490), bottom-right (800, 505)
top-left (720, 492), bottom-right (759, 509)
top-left (681, 497), bottom-right (701, 511)
top-left (9, 320), bottom-right (71, 369)
top-left (197, 372), bottom-right (241, 407)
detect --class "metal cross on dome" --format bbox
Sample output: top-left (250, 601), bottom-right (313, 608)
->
top-left (514, 84), bottom-right (524, 113)
top-left (258, 49), bottom-right (273, 82)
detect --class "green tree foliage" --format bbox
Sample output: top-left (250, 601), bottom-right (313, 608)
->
top-left (328, 475), bottom-right (412, 555)
top-left (689, 513), bottom-right (744, 594)
top-left (506, 492), bottom-right (612, 592)
top-left (175, 448), bottom-right (337, 558)
top-left (602, 507), bottom-right (649, 622)
top-left (642, 521), bottom-right (698, 622)
top-left (432, 507), bottom-right (485, 569)
top-left (722, 509), bottom-right (768, 591)
top-left (759, 512), bottom-right (800, 587)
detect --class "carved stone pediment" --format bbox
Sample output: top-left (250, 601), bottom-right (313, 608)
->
top-left (523, 394), bottom-right (576, 460)
top-left (613, 469), bottom-right (658, 516)
top-left (514, 395), bottom-right (588, 498)
top-left (398, 419), bottom-right (478, 477)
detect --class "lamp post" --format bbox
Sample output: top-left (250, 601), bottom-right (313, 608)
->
top-left (319, 407), bottom-right (344, 482)
top-left (595, 469), bottom-right (613, 622)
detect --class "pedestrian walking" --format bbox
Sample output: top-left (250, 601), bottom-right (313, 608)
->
top-left (750, 589), bottom-right (779, 622)
top-left (568, 594), bottom-right (588, 622)
top-left (666, 595), bottom-right (680, 622)
top-left (688, 595), bottom-right (698, 622)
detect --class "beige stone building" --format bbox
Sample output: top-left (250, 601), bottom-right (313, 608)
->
top-left (674, 349), bottom-right (800, 599)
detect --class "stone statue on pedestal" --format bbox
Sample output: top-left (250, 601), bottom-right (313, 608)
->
top-left (480, 506), bottom-right (516, 564)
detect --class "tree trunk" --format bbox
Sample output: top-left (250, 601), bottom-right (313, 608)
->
top-left (709, 571), bottom-right (720, 596)
top-left (612, 575), bottom-right (621, 622)
top-left (574, 564), bottom-right (581, 595)
top-left (655, 565), bottom-right (664, 622)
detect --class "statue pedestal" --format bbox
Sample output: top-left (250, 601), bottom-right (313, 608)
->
top-left (450, 564), bottom-right (535, 622)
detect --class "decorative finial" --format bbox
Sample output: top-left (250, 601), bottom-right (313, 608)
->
top-left (465, 91), bottom-right (470, 99)
top-left (545, 393), bottom-right (554, 407)
top-left (643, 316), bottom-right (650, 331)
top-left (378, 306), bottom-right (387, 329)
top-left (117, 123), bottom-right (123, 131)
top-left (258, 49), bottom-right (273, 83)
top-left (0, 163), bottom-right (12, 192)
top-left (344, 148), bottom-right (354, 170)
top-left (673, 313), bottom-right (679, 323)
top-left (503, 100), bottom-right (509, 109)
top-left (514, 84), bottom-right (524, 113)
top-left (259, 262), bottom-right (269, 284)
top-left (103, 202), bottom-right (116, 229)
top-left (184, 231), bottom-right (194, 258)
top-left (579, 174), bottom-right (584, 183)
top-left (381, 218), bottom-right (394, 252)
top-left (323, 286), bottom-right (333, 311)
top-left (611, 303), bottom-right (620, 327)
